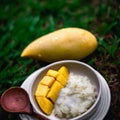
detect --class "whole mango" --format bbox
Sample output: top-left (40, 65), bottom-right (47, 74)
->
top-left (21, 28), bottom-right (98, 62)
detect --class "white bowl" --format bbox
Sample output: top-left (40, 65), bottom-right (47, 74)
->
top-left (29, 60), bottom-right (101, 120)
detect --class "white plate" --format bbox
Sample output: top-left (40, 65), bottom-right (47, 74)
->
top-left (20, 67), bottom-right (111, 120)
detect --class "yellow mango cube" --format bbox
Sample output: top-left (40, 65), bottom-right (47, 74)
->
top-left (58, 66), bottom-right (69, 79)
top-left (56, 73), bottom-right (67, 86)
top-left (36, 96), bottom-right (54, 115)
top-left (35, 84), bottom-right (49, 97)
top-left (46, 69), bottom-right (59, 78)
top-left (40, 76), bottom-right (55, 87)
top-left (47, 81), bottom-right (63, 103)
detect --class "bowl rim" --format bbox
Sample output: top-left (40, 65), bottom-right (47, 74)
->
top-left (29, 60), bottom-right (101, 120)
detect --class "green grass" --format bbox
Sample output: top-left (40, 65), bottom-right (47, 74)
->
top-left (0, 0), bottom-right (120, 120)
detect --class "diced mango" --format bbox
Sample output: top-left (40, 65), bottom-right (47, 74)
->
top-left (58, 66), bottom-right (69, 79)
top-left (40, 76), bottom-right (55, 87)
top-left (36, 96), bottom-right (54, 115)
top-left (47, 81), bottom-right (63, 103)
top-left (35, 66), bottom-right (69, 115)
top-left (46, 69), bottom-right (59, 78)
top-left (56, 73), bottom-right (67, 86)
top-left (35, 84), bottom-right (49, 97)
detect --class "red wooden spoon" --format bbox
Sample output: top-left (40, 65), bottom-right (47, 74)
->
top-left (0, 87), bottom-right (49, 120)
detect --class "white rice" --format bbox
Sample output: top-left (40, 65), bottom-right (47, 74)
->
top-left (54, 72), bottom-right (97, 119)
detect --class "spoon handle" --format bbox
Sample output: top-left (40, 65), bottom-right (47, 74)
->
top-left (33, 112), bottom-right (49, 120)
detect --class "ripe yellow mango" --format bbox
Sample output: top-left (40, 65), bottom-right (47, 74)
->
top-left (21, 28), bottom-right (98, 62)
top-left (58, 66), bottom-right (69, 79)
top-left (47, 81), bottom-right (63, 103)
top-left (40, 76), bottom-right (55, 87)
top-left (36, 96), bottom-right (54, 115)
top-left (46, 69), bottom-right (59, 78)
top-left (56, 73), bottom-right (67, 86)
top-left (35, 66), bottom-right (69, 115)
top-left (35, 84), bottom-right (49, 97)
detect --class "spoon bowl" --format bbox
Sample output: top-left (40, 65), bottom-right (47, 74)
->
top-left (1, 87), bottom-right (31, 113)
top-left (0, 87), bottom-right (48, 120)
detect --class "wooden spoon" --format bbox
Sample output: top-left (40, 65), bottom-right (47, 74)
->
top-left (0, 87), bottom-right (49, 120)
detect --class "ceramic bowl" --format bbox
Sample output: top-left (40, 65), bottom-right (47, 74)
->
top-left (29, 60), bottom-right (101, 120)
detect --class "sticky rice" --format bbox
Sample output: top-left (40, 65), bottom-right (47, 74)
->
top-left (54, 72), bottom-right (97, 119)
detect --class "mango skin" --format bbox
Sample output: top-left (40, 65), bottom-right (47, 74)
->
top-left (21, 28), bottom-right (98, 62)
